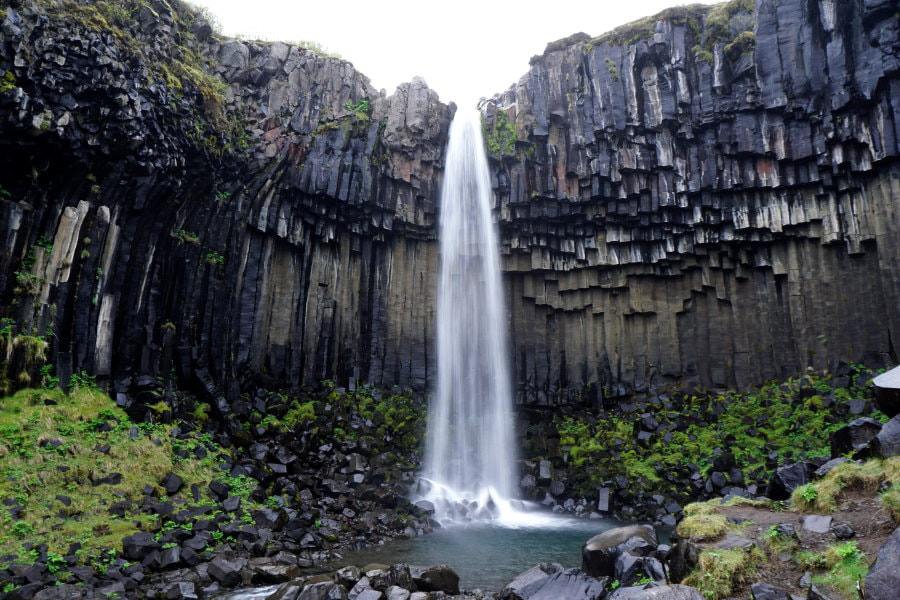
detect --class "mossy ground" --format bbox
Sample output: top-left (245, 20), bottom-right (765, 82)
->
top-left (549, 368), bottom-right (887, 503)
top-left (678, 455), bottom-right (897, 599)
top-left (0, 386), bottom-right (235, 573)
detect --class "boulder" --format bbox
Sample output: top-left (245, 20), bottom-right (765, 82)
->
top-left (207, 555), bottom-right (246, 587)
top-left (829, 418), bottom-right (882, 456)
top-left (873, 366), bottom-right (900, 417)
top-left (609, 585), bottom-right (704, 600)
top-left (582, 525), bottom-right (657, 577)
top-left (500, 563), bottom-right (607, 600)
top-left (749, 582), bottom-right (791, 600)
top-left (298, 581), bottom-right (348, 600)
top-left (864, 526), bottom-right (900, 600)
top-left (767, 462), bottom-right (811, 500)
top-left (409, 564), bottom-right (459, 594)
top-left (870, 415), bottom-right (900, 459)
top-left (802, 515), bottom-right (832, 534)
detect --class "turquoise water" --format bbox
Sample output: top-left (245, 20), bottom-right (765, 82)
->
top-left (329, 516), bottom-right (622, 591)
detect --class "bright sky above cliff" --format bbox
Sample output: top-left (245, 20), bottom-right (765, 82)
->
top-left (191, 0), bottom-right (722, 106)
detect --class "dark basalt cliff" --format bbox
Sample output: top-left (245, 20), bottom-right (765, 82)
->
top-left (0, 0), bottom-right (450, 400)
top-left (0, 0), bottom-right (898, 407)
top-left (483, 0), bottom-right (899, 404)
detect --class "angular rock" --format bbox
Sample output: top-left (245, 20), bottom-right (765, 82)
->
top-left (409, 564), bottom-right (459, 594)
top-left (609, 584), bottom-right (704, 600)
top-left (864, 526), bottom-right (900, 600)
top-left (582, 525), bottom-right (657, 577)
top-left (870, 415), bottom-right (900, 459)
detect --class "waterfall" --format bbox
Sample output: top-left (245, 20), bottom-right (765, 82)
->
top-left (418, 107), bottom-right (519, 524)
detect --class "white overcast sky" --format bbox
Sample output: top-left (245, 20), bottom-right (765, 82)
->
top-left (191, 0), bottom-right (722, 106)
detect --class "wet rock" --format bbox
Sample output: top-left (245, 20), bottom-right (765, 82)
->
top-left (831, 523), bottom-right (854, 539)
top-left (410, 564), bottom-right (459, 594)
top-left (162, 582), bottom-right (199, 600)
top-left (499, 562), bottom-right (606, 600)
top-left (582, 524), bottom-right (657, 577)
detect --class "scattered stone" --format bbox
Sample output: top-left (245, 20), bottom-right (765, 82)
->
top-left (831, 523), bottom-right (854, 539)
top-left (802, 515), bottom-right (832, 534)
top-left (750, 582), bottom-right (791, 600)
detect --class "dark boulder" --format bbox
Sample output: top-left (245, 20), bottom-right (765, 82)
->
top-left (207, 555), bottom-right (246, 587)
top-left (409, 564), bottom-right (459, 594)
top-left (122, 532), bottom-right (160, 560)
top-left (873, 367), bottom-right (900, 417)
top-left (870, 415), bottom-right (900, 459)
top-left (766, 462), bottom-right (811, 500)
top-left (749, 582), bottom-right (790, 600)
top-left (829, 418), bottom-right (882, 457)
top-left (162, 472), bottom-right (184, 495)
top-left (865, 526), bottom-right (900, 600)
top-left (500, 563), bottom-right (607, 600)
top-left (582, 525), bottom-right (657, 577)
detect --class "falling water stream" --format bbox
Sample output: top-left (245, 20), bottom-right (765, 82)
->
top-left (415, 107), bottom-right (552, 526)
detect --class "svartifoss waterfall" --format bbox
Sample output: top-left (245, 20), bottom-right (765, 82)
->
top-left (419, 108), bottom-right (542, 526)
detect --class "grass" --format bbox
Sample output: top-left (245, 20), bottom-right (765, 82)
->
top-left (0, 387), bottom-right (227, 569)
top-left (808, 542), bottom-right (868, 599)
top-left (682, 546), bottom-right (765, 600)
top-left (677, 512), bottom-right (729, 541)
top-left (790, 457), bottom-right (900, 516)
top-left (550, 369), bottom-right (884, 503)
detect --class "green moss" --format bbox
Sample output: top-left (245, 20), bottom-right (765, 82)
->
top-left (482, 110), bottom-right (518, 158)
top-left (811, 542), bottom-right (869, 599)
top-left (682, 546), bottom-right (765, 600)
top-left (592, 4), bottom-right (709, 47)
top-left (0, 387), bottom-right (224, 565)
top-left (676, 512), bottom-right (728, 541)
top-left (0, 70), bottom-right (15, 93)
top-left (791, 457), bottom-right (900, 513)
top-left (551, 370), bottom-right (881, 502)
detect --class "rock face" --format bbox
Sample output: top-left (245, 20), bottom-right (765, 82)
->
top-left (1, 0), bottom-right (899, 406)
top-left (483, 0), bottom-right (900, 405)
top-left (0, 0), bottom-right (450, 398)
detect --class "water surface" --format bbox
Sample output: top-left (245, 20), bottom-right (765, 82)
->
top-left (329, 516), bottom-right (621, 591)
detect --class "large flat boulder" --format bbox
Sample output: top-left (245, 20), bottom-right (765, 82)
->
top-left (582, 524), bottom-right (657, 577)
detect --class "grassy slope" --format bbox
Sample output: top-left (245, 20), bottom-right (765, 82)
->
top-left (678, 456), bottom-right (899, 599)
top-left (0, 386), bottom-right (232, 574)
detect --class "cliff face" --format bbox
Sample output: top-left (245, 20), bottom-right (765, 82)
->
top-left (0, 0), bottom-right (898, 407)
top-left (0, 0), bottom-right (450, 398)
top-left (484, 0), bottom-right (899, 405)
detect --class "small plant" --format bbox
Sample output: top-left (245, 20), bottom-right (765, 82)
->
top-left (40, 364), bottom-right (60, 389)
top-left (69, 370), bottom-right (97, 390)
top-left (170, 229), bottom-right (200, 246)
top-left (10, 521), bottom-right (34, 537)
top-left (204, 251), bottom-right (224, 266)
top-left (610, 580), bottom-right (620, 591)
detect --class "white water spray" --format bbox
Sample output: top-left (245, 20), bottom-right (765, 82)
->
top-left (418, 108), bottom-right (552, 527)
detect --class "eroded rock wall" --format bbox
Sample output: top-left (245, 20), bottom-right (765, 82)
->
top-left (0, 0), bottom-right (450, 397)
top-left (483, 0), bottom-right (899, 405)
